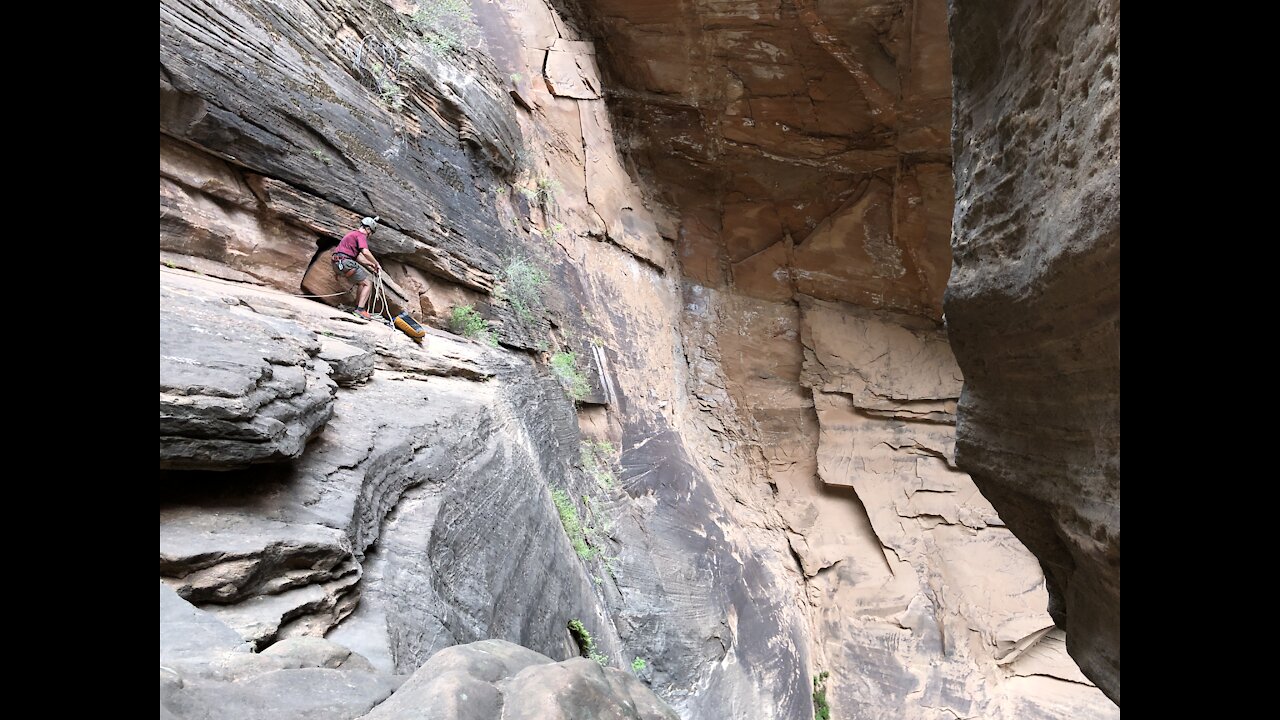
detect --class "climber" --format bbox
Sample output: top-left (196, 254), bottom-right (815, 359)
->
top-left (331, 216), bottom-right (385, 320)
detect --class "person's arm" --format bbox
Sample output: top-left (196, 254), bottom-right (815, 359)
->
top-left (358, 247), bottom-right (382, 274)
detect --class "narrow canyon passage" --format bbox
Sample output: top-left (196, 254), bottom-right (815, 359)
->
top-left (160, 1), bottom-right (1119, 718)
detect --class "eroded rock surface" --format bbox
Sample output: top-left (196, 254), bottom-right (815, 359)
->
top-left (159, 285), bottom-right (336, 470)
top-left (947, 0), bottom-right (1121, 702)
top-left (159, 583), bottom-right (401, 720)
top-left (566, 0), bottom-right (954, 320)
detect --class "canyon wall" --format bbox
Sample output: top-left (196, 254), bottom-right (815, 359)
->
top-left (160, 0), bottom-right (1119, 716)
top-left (947, 0), bottom-right (1121, 702)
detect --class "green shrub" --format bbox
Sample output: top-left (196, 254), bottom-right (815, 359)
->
top-left (449, 305), bottom-right (497, 346)
top-left (567, 619), bottom-right (608, 666)
top-left (495, 255), bottom-right (548, 325)
top-left (519, 176), bottom-right (562, 207)
top-left (552, 352), bottom-right (590, 401)
top-left (552, 489), bottom-right (596, 560)
top-left (368, 61), bottom-right (405, 111)
top-left (412, 0), bottom-right (481, 55)
top-left (813, 671), bottom-right (831, 720)
top-left (380, 81), bottom-right (404, 111)
top-left (631, 657), bottom-right (647, 673)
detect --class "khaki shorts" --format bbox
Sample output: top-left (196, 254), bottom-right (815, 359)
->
top-left (332, 257), bottom-right (371, 284)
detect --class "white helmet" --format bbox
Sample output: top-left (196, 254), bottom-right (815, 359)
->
top-left (361, 216), bottom-right (380, 229)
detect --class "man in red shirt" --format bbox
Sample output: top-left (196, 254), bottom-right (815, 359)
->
top-left (331, 216), bottom-right (385, 320)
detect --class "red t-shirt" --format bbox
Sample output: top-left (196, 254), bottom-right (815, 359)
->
top-left (335, 230), bottom-right (368, 258)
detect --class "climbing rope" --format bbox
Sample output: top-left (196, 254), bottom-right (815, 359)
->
top-left (338, 266), bottom-right (395, 328)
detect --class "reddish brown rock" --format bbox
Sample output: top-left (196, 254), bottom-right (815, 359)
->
top-left (570, 0), bottom-right (954, 318)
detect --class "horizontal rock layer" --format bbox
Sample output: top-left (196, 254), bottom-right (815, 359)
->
top-left (160, 284), bottom-right (335, 469)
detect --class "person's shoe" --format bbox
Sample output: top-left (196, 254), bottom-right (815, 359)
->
top-left (353, 308), bottom-right (374, 320)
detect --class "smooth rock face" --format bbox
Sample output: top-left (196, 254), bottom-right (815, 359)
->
top-left (159, 270), bottom-right (607, 665)
top-left (160, 582), bottom-right (250, 662)
top-left (157, 274), bottom-right (673, 718)
top-left (946, 0), bottom-right (1120, 703)
top-left (610, 429), bottom-right (811, 720)
top-left (158, 265), bottom-right (806, 718)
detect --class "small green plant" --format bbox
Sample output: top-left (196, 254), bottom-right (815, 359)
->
top-left (368, 61), bottom-right (405, 111)
top-left (519, 176), bottom-right (562, 207)
top-left (552, 351), bottom-right (590, 401)
top-left (413, 0), bottom-right (482, 55)
top-left (631, 657), bottom-right (647, 673)
top-left (552, 489), bottom-right (596, 560)
top-left (310, 148), bottom-right (332, 166)
top-left (546, 222), bottom-right (566, 242)
top-left (534, 176), bottom-right (562, 206)
top-left (449, 304), bottom-right (498, 346)
top-left (581, 439), bottom-right (617, 489)
top-left (813, 671), bottom-right (831, 720)
top-left (495, 255), bottom-right (548, 325)
top-left (602, 553), bottom-right (621, 579)
top-left (567, 619), bottom-right (608, 666)
top-left (510, 72), bottom-right (523, 84)
top-left (582, 494), bottom-right (612, 536)
top-left (380, 83), bottom-right (404, 110)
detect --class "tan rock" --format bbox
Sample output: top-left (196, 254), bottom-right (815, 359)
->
top-left (581, 102), bottom-right (668, 268)
top-left (544, 39), bottom-right (603, 100)
top-left (800, 296), bottom-right (960, 406)
top-left (160, 176), bottom-right (314, 289)
top-left (730, 239), bottom-right (793, 302)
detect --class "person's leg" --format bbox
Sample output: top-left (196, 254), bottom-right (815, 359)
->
top-left (356, 279), bottom-right (372, 309)
top-left (334, 259), bottom-right (371, 307)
